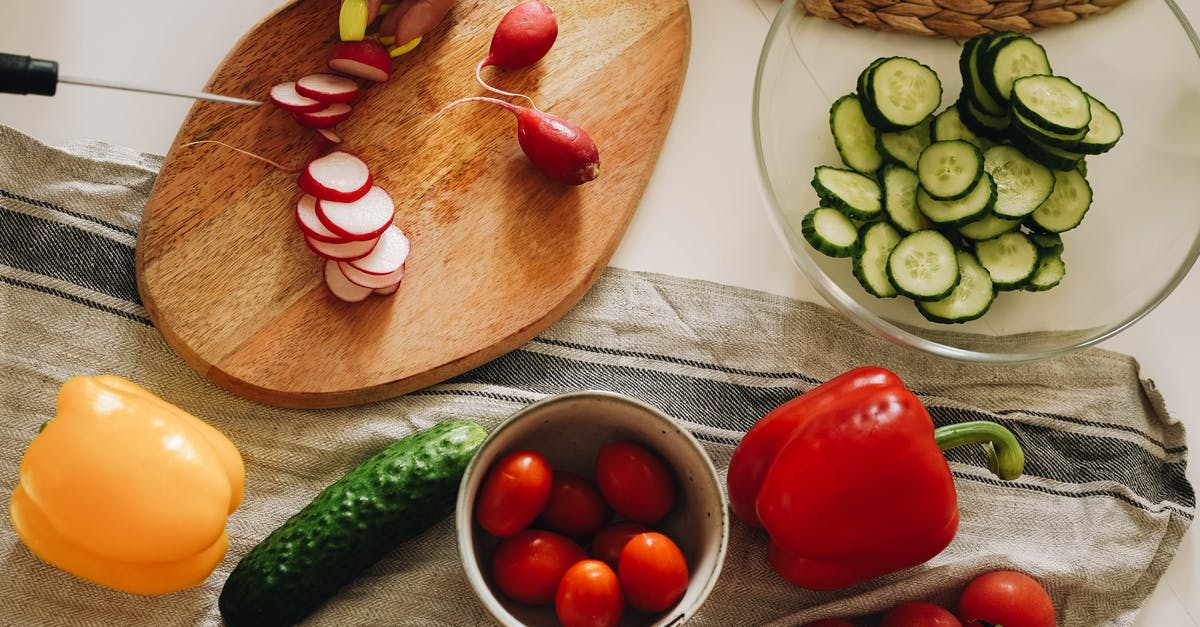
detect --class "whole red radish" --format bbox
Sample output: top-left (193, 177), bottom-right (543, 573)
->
top-left (482, 1), bottom-right (558, 71)
top-left (443, 97), bottom-right (599, 186)
top-left (475, 1), bottom-right (559, 101)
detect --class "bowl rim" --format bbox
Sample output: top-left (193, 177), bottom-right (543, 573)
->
top-left (751, 0), bottom-right (1200, 362)
top-left (454, 389), bottom-right (731, 627)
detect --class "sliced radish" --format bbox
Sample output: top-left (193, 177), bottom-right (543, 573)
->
top-left (316, 185), bottom-right (395, 241)
top-left (294, 194), bottom-right (344, 243)
top-left (323, 259), bottom-right (373, 302)
top-left (292, 102), bottom-right (353, 128)
top-left (295, 73), bottom-right (361, 104)
top-left (269, 82), bottom-right (325, 113)
top-left (348, 224), bottom-right (410, 275)
top-left (328, 40), bottom-right (392, 82)
top-left (298, 151), bottom-right (372, 202)
top-left (304, 233), bottom-right (378, 261)
top-left (373, 278), bottom-right (403, 296)
top-left (315, 128), bottom-right (343, 144)
top-left (338, 258), bottom-right (406, 289)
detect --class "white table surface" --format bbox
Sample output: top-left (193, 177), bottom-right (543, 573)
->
top-left (1, 1), bottom-right (1196, 624)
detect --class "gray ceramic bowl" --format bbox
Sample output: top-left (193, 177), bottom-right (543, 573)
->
top-left (456, 390), bottom-right (729, 626)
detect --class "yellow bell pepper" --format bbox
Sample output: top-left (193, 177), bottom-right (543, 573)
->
top-left (8, 375), bottom-right (245, 595)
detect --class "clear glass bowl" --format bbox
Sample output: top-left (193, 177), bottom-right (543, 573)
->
top-left (753, 0), bottom-right (1200, 361)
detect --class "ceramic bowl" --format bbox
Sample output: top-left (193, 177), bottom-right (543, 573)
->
top-left (455, 390), bottom-right (729, 626)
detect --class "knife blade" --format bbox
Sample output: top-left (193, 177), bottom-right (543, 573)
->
top-left (0, 53), bottom-right (262, 106)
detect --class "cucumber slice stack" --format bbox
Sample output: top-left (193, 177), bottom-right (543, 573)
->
top-left (806, 34), bottom-right (1122, 324)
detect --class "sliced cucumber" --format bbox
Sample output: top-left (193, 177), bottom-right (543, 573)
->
top-left (830, 94), bottom-right (884, 174)
top-left (853, 221), bottom-right (902, 298)
top-left (803, 43), bottom-right (1116, 322)
top-left (932, 105), bottom-right (992, 151)
top-left (980, 35), bottom-right (1052, 104)
top-left (918, 140), bottom-right (984, 201)
top-left (886, 229), bottom-right (960, 301)
top-left (811, 166), bottom-right (883, 220)
top-left (1027, 168), bottom-right (1093, 232)
top-left (866, 57), bottom-right (943, 130)
top-left (956, 97), bottom-right (1009, 143)
top-left (802, 206), bottom-right (860, 257)
top-left (1077, 94), bottom-right (1123, 155)
top-left (916, 250), bottom-right (996, 323)
top-left (959, 33), bottom-right (1009, 117)
top-left (1011, 75), bottom-right (1091, 135)
top-left (1010, 108), bottom-right (1087, 150)
top-left (1024, 252), bottom-right (1066, 291)
top-left (1008, 130), bottom-right (1085, 171)
top-left (881, 164), bottom-right (933, 233)
top-left (983, 145), bottom-right (1056, 219)
top-left (958, 213), bottom-right (1021, 241)
top-left (1029, 231), bottom-right (1064, 255)
top-left (974, 230), bottom-right (1039, 290)
top-left (916, 172), bottom-right (997, 226)
top-left (878, 116), bottom-right (933, 170)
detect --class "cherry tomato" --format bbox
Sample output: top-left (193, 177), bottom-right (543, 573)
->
top-left (594, 441), bottom-right (675, 523)
top-left (555, 559), bottom-right (623, 627)
top-left (957, 570), bottom-right (1056, 627)
top-left (616, 531), bottom-right (688, 613)
top-left (800, 620), bottom-right (855, 627)
top-left (475, 449), bottom-right (553, 538)
top-left (539, 470), bottom-right (610, 538)
top-left (589, 521), bottom-right (653, 570)
top-left (880, 601), bottom-right (962, 626)
top-left (491, 529), bottom-right (587, 605)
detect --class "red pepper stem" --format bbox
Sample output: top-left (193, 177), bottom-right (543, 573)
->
top-left (933, 420), bottom-right (1025, 481)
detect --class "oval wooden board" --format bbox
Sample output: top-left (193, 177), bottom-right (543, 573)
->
top-left (136, 0), bottom-right (690, 408)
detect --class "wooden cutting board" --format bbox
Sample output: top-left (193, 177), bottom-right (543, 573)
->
top-left (136, 0), bottom-right (690, 408)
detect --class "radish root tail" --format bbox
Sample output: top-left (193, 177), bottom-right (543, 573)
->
top-left (433, 96), bottom-right (522, 121)
top-left (179, 140), bottom-right (302, 172)
top-left (474, 59), bottom-right (538, 110)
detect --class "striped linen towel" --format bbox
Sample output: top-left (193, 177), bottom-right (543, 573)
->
top-left (0, 124), bottom-right (1194, 626)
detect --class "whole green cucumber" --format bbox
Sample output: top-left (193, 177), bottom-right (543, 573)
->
top-left (218, 420), bottom-right (488, 627)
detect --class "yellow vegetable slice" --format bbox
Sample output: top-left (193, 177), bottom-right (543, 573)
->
top-left (339, 0), bottom-right (369, 41)
top-left (389, 37), bottom-right (422, 57)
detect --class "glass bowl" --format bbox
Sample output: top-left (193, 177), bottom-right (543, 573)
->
top-left (753, 0), bottom-right (1200, 361)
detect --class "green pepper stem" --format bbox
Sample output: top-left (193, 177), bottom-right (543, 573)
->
top-left (934, 420), bottom-right (1025, 481)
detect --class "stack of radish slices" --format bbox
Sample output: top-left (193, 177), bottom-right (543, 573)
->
top-left (269, 73), bottom-right (361, 141)
top-left (294, 151), bottom-right (409, 302)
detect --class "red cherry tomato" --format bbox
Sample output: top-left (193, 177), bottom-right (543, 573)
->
top-left (539, 470), bottom-right (610, 538)
top-left (880, 601), bottom-right (962, 626)
top-left (475, 449), bottom-right (553, 538)
top-left (555, 559), bottom-right (624, 627)
top-left (800, 621), bottom-right (856, 627)
top-left (491, 529), bottom-right (587, 605)
top-left (957, 570), bottom-right (1056, 627)
top-left (589, 521), bottom-right (653, 570)
top-left (616, 531), bottom-right (689, 613)
top-left (594, 441), bottom-right (675, 523)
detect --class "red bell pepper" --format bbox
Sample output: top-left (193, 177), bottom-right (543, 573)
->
top-left (727, 366), bottom-right (1024, 590)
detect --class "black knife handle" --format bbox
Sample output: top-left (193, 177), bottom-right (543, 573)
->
top-left (0, 53), bottom-right (58, 96)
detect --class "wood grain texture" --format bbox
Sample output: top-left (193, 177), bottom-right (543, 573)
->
top-left (135, 0), bottom-right (691, 408)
